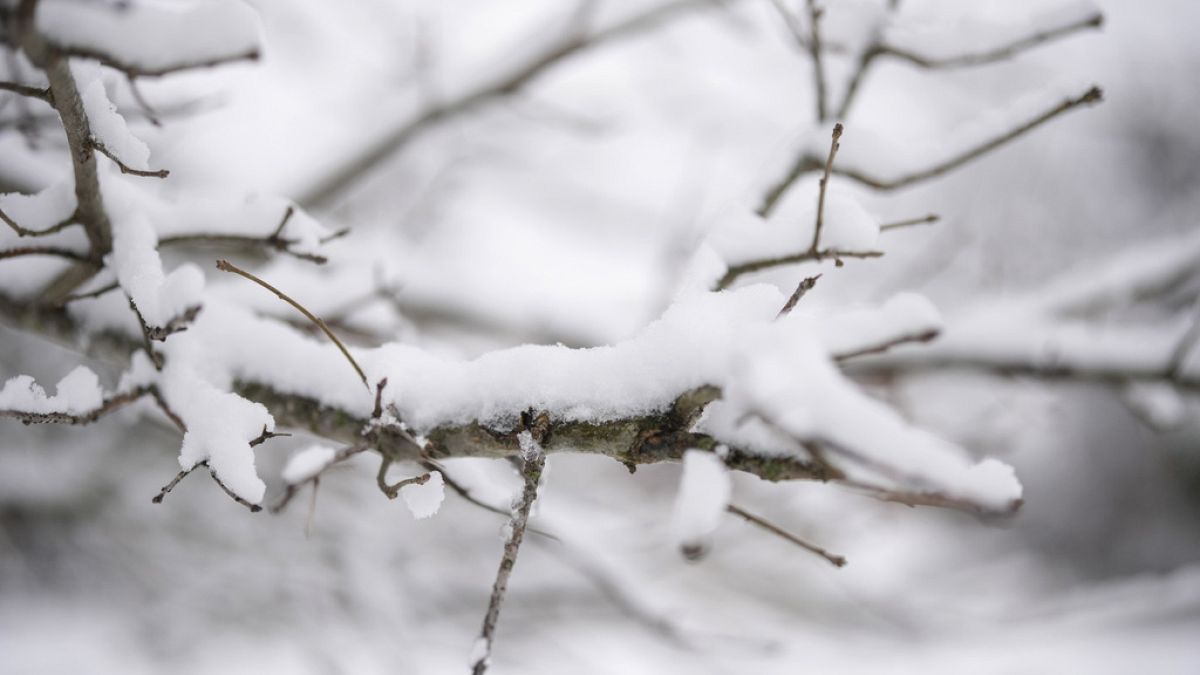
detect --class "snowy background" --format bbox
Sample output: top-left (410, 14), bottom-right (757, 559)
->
top-left (3, 0), bottom-right (1200, 672)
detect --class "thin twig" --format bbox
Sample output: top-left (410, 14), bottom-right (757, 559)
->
top-left (124, 74), bottom-right (161, 127)
top-left (471, 427), bottom-right (547, 675)
top-left (837, 87), bottom-right (1103, 191)
top-left (777, 274), bottom-right (820, 318)
top-left (0, 245), bottom-right (90, 261)
top-left (54, 280), bottom-right (118, 306)
top-left (91, 139), bottom-right (169, 178)
top-left (0, 205), bottom-right (78, 237)
top-left (880, 12), bottom-right (1103, 70)
top-left (726, 503), bottom-right (846, 567)
top-left (271, 443), bottom-right (370, 513)
top-left (804, 0), bottom-right (828, 122)
top-left (208, 465), bottom-right (262, 512)
top-left (715, 248), bottom-right (881, 291)
top-left (767, 0), bottom-right (810, 51)
top-left (151, 466), bottom-right (197, 503)
top-left (759, 86), bottom-right (1102, 214)
top-left (0, 79), bottom-right (51, 102)
top-left (215, 259), bottom-right (369, 389)
top-left (879, 213), bottom-right (939, 231)
top-left (44, 44), bottom-right (260, 79)
top-left (810, 122), bottom-right (843, 253)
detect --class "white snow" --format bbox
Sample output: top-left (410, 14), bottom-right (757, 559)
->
top-left (819, 192), bottom-right (881, 252)
top-left (37, 0), bottom-right (261, 75)
top-left (0, 366), bottom-right (103, 415)
top-left (1122, 382), bottom-right (1188, 430)
top-left (164, 364), bottom-right (273, 504)
top-left (281, 445), bottom-right (338, 485)
top-left (123, 280), bottom-right (1015, 507)
top-left (0, 180), bottom-right (77, 233)
top-left (401, 470), bottom-right (445, 520)
top-left (105, 180), bottom-right (204, 327)
top-left (721, 322), bottom-right (1023, 511)
top-left (74, 63), bottom-right (151, 171)
top-left (468, 637), bottom-right (490, 670)
top-left (670, 449), bottom-right (731, 557)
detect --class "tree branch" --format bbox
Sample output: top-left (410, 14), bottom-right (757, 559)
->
top-left (0, 244), bottom-right (90, 262)
top-left (759, 86), bottom-right (1102, 215)
top-left (0, 79), bottom-right (51, 102)
top-left (810, 122), bottom-right (842, 252)
top-left (715, 248), bottom-right (882, 291)
top-left (1, 384), bottom-right (152, 425)
top-left (300, 0), bottom-right (738, 210)
top-left (726, 503), bottom-right (845, 567)
top-left (804, 0), bottom-right (828, 123)
top-left (471, 424), bottom-right (547, 675)
top-left (159, 208), bottom-right (338, 265)
top-left (90, 138), bottom-right (169, 178)
top-left (879, 12), bottom-right (1103, 70)
top-left (0, 204), bottom-right (78, 237)
top-left (216, 259), bottom-right (369, 389)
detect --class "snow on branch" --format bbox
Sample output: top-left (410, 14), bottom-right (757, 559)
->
top-left (852, 227), bottom-right (1200, 393)
top-left (35, 0), bottom-right (261, 78)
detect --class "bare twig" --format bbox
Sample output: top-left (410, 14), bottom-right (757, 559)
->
top-left (880, 12), bottom-right (1103, 70)
top-left (215, 259), bottom-right (369, 389)
top-left (0, 244), bottom-right (90, 261)
top-left (777, 274), bottom-right (820, 318)
top-left (1, 204), bottom-right (79, 237)
top-left (840, 479), bottom-right (1020, 517)
top-left (804, 0), bottom-right (828, 122)
top-left (810, 122), bottom-right (842, 252)
top-left (55, 280), bottom-right (119, 306)
top-left (0, 79), bottom-right (50, 101)
top-left (767, 0), bottom-right (810, 50)
top-left (45, 45), bottom-right (260, 79)
top-left (159, 207), bottom-right (334, 265)
top-left (91, 139), bottom-right (169, 178)
top-left (715, 248), bottom-right (882, 291)
top-left (832, 328), bottom-right (939, 361)
top-left (760, 86), bottom-right (1102, 214)
top-left (124, 74), bottom-right (161, 127)
top-left (838, 87), bottom-right (1103, 191)
top-left (271, 443), bottom-right (369, 513)
top-left (151, 466), bottom-right (197, 503)
top-left (472, 426), bottom-right (547, 675)
top-left (879, 213), bottom-right (939, 231)
top-left (207, 465), bottom-right (263, 512)
top-left (301, 0), bottom-right (739, 210)
top-left (726, 503), bottom-right (845, 567)
top-left (249, 425), bottom-right (290, 447)
top-left (376, 461), bottom-right (430, 500)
